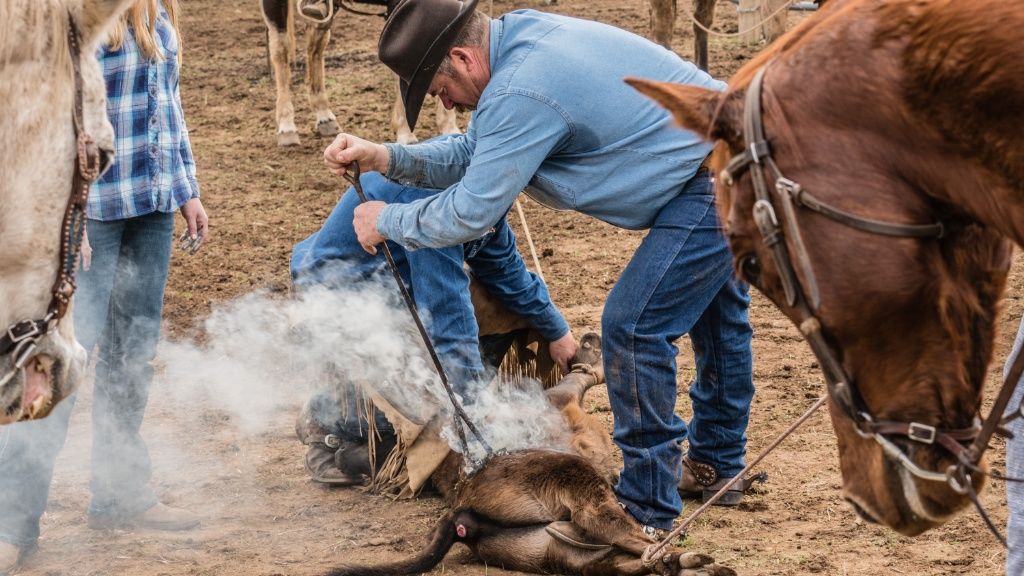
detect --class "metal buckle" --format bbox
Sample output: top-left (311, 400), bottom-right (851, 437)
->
top-left (323, 434), bottom-right (341, 449)
top-left (753, 199), bottom-right (780, 229)
top-left (6, 321), bottom-right (41, 344)
top-left (907, 422), bottom-right (937, 445)
top-left (748, 140), bottom-right (770, 164)
top-left (775, 177), bottom-right (801, 198)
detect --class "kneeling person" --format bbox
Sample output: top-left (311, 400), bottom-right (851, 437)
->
top-left (291, 170), bottom-right (576, 484)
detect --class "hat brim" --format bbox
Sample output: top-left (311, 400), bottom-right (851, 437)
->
top-left (399, 0), bottom-right (479, 132)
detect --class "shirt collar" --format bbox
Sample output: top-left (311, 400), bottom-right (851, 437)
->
top-left (488, 17), bottom-right (502, 73)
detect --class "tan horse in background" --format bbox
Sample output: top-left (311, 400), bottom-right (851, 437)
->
top-left (631, 0), bottom-right (1024, 538)
top-left (259, 0), bottom-right (459, 147)
top-left (0, 0), bottom-right (129, 424)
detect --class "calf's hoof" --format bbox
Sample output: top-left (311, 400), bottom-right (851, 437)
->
top-left (572, 332), bottom-right (602, 367)
top-left (316, 118), bottom-right (340, 137)
top-left (278, 130), bottom-right (301, 147)
top-left (671, 551), bottom-right (736, 576)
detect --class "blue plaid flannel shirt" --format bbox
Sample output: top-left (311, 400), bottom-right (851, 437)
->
top-left (88, 4), bottom-right (199, 221)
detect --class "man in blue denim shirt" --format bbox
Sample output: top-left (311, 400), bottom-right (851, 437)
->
top-left (324, 0), bottom-right (755, 534)
top-left (291, 168), bottom-right (578, 483)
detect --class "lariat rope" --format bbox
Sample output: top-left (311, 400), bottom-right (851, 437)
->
top-left (642, 394), bottom-right (828, 568)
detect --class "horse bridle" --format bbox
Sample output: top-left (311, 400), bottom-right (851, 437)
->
top-left (722, 64), bottom-right (1024, 541)
top-left (0, 14), bottom-right (100, 391)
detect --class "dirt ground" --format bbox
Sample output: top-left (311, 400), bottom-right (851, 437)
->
top-left (14, 0), bottom-right (1018, 574)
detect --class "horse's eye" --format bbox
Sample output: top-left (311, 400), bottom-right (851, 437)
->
top-left (739, 254), bottom-right (761, 281)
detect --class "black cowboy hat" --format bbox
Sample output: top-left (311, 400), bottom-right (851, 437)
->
top-left (378, 0), bottom-right (480, 132)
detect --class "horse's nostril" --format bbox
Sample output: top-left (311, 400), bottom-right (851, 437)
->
top-left (845, 497), bottom-right (878, 524)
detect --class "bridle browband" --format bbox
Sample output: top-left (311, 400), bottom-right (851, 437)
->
top-left (0, 14), bottom-right (100, 394)
top-left (724, 64), bottom-right (1024, 544)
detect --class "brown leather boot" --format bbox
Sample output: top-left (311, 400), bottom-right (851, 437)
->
top-left (304, 440), bottom-right (363, 486)
top-left (296, 400), bottom-right (366, 485)
top-left (677, 456), bottom-right (764, 506)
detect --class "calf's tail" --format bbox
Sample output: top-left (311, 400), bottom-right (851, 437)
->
top-left (324, 509), bottom-right (477, 576)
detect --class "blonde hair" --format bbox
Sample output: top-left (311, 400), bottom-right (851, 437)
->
top-left (106, 0), bottom-right (181, 60)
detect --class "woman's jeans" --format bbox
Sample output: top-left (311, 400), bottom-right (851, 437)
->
top-left (604, 171), bottom-right (754, 530)
top-left (0, 211), bottom-right (173, 547)
top-left (1006, 320), bottom-right (1024, 576)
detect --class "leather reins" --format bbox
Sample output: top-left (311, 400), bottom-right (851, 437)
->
top-left (724, 64), bottom-right (1024, 544)
top-left (0, 14), bottom-right (100, 392)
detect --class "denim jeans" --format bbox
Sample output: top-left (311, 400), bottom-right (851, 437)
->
top-left (292, 171), bottom-right (491, 386)
top-left (604, 171), bottom-right (754, 530)
top-left (292, 172), bottom-right (493, 433)
top-left (0, 211), bottom-right (173, 547)
top-left (1006, 320), bottom-right (1024, 576)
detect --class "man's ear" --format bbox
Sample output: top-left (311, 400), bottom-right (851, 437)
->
top-left (626, 77), bottom-right (742, 144)
top-left (449, 46), bottom-right (477, 74)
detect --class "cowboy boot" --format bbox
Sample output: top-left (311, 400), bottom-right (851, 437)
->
top-left (305, 440), bottom-right (363, 485)
top-left (296, 402), bottom-right (362, 486)
top-left (677, 456), bottom-right (764, 506)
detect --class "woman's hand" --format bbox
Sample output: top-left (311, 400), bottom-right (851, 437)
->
top-left (179, 197), bottom-right (209, 254)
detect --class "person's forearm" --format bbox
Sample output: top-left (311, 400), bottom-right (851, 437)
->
top-left (384, 134), bottom-right (474, 189)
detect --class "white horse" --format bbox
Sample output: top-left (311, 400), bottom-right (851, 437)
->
top-left (0, 0), bottom-right (129, 424)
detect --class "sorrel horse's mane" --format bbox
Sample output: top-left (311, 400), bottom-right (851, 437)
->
top-left (722, 0), bottom-right (1024, 245)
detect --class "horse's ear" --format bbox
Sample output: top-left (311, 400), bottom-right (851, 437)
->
top-left (626, 77), bottom-right (741, 144)
top-left (79, 0), bottom-right (133, 45)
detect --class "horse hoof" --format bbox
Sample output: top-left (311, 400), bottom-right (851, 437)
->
top-left (395, 132), bottom-right (418, 145)
top-left (278, 131), bottom-right (301, 147)
top-left (316, 119), bottom-right (340, 137)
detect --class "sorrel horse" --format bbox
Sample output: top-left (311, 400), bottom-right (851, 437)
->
top-left (0, 0), bottom-right (128, 424)
top-left (629, 0), bottom-right (1024, 537)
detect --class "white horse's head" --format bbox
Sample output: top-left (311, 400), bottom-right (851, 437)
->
top-left (0, 0), bottom-right (129, 424)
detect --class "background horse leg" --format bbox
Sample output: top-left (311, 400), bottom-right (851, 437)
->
top-left (307, 22), bottom-right (341, 138)
top-left (693, 0), bottom-right (716, 71)
top-left (648, 0), bottom-right (676, 49)
top-left (262, 0), bottom-right (300, 146)
top-left (392, 78), bottom-right (417, 144)
top-left (434, 96), bottom-right (460, 135)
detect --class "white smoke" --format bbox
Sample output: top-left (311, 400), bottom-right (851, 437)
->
top-left (159, 275), bottom-right (571, 462)
top-left (445, 377), bottom-right (571, 468)
top-left (159, 281), bottom-right (444, 434)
